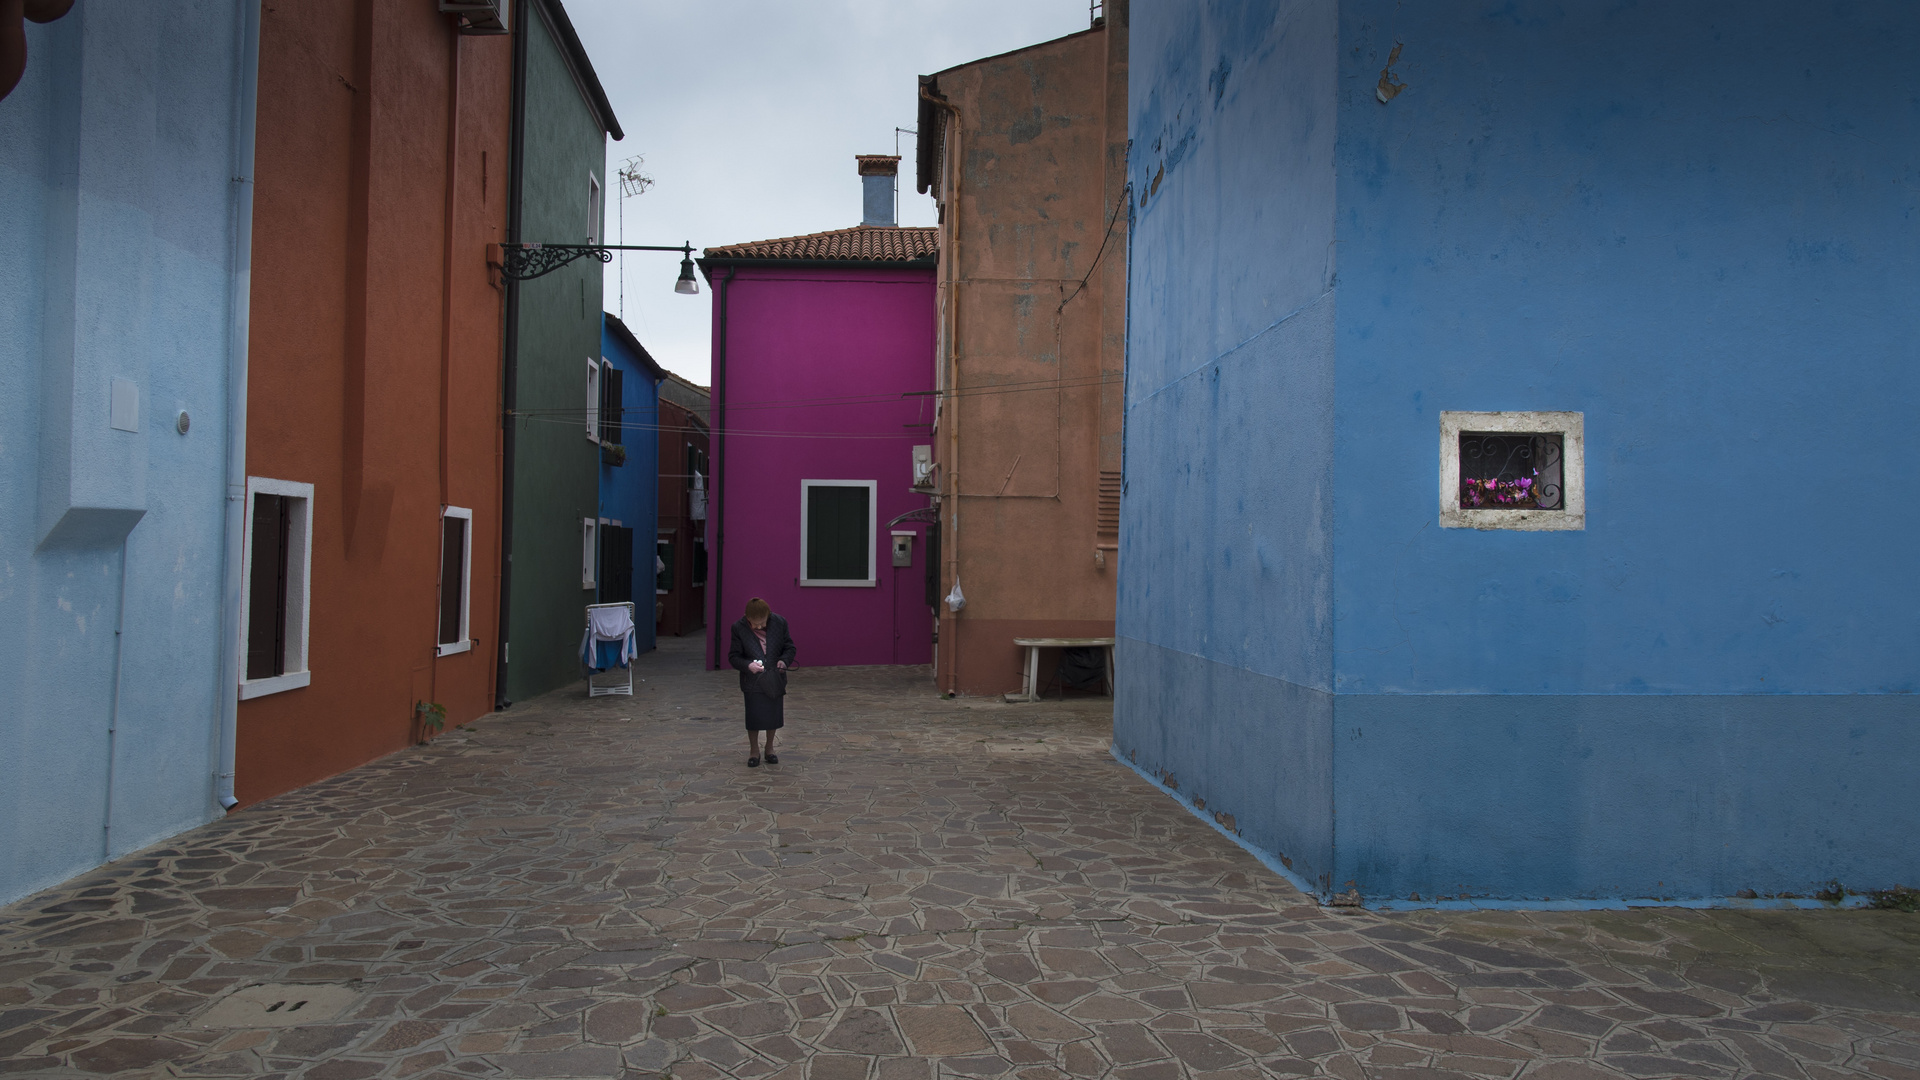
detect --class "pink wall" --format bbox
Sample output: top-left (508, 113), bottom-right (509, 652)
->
top-left (707, 265), bottom-right (937, 668)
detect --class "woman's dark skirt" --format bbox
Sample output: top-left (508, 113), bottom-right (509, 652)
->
top-left (743, 692), bottom-right (784, 732)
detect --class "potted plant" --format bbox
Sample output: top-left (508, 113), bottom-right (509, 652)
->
top-left (601, 443), bottom-right (627, 467)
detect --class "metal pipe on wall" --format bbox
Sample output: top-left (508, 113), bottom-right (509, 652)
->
top-left (494, 0), bottom-right (530, 707)
top-left (214, 0), bottom-right (261, 812)
top-left (708, 265), bottom-right (735, 668)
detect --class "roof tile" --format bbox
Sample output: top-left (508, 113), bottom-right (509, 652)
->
top-left (704, 225), bottom-right (937, 263)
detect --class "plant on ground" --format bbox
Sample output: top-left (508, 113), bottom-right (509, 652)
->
top-left (414, 700), bottom-right (447, 743)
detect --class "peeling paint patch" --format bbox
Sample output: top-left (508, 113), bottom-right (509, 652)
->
top-left (1376, 42), bottom-right (1406, 103)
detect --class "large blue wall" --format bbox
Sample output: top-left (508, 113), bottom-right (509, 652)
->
top-left (601, 315), bottom-right (660, 656)
top-left (1118, 0), bottom-right (1920, 903)
top-left (0, 2), bottom-right (254, 904)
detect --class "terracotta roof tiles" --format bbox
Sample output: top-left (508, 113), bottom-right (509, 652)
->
top-left (703, 225), bottom-right (937, 263)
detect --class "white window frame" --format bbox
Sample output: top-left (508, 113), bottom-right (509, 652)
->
top-left (582, 516), bottom-right (598, 589)
top-left (586, 358), bottom-right (601, 443)
top-left (239, 477), bottom-right (315, 699)
top-left (1439, 411), bottom-right (1586, 531)
top-left (586, 173), bottom-right (602, 244)
top-left (799, 479), bottom-right (878, 588)
top-left (436, 505), bottom-right (474, 657)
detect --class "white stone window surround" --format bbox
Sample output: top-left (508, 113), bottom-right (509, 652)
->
top-left (798, 479), bottom-right (879, 588)
top-left (1439, 411), bottom-right (1585, 531)
top-left (436, 506), bottom-right (474, 657)
top-left (239, 477), bottom-right (315, 699)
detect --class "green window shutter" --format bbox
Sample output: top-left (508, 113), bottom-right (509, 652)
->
top-left (806, 485), bottom-right (869, 581)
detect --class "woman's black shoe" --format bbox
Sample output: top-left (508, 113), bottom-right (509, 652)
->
top-left (764, 753), bottom-right (779, 765)
top-left (747, 757), bottom-right (760, 768)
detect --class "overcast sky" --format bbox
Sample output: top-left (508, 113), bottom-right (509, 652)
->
top-left (563, 0), bottom-right (1094, 384)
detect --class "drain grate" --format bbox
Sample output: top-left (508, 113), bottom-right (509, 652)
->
top-left (197, 983), bottom-right (361, 1028)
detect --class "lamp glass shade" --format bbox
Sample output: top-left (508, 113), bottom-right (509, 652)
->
top-left (675, 256), bottom-right (700, 295)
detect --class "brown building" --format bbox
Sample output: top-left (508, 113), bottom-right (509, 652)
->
top-left (235, 2), bottom-right (510, 803)
top-left (656, 372), bottom-right (709, 638)
top-left (916, 5), bottom-right (1129, 696)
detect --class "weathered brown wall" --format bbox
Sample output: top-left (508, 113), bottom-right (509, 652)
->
top-left (238, 2), bottom-right (510, 803)
top-left (929, 10), bottom-right (1129, 696)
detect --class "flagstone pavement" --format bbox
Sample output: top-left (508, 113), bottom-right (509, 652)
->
top-left (4, 637), bottom-right (1918, 1080)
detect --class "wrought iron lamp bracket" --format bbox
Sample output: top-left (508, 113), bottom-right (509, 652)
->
top-left (491, 242), bottom-right (696, 283)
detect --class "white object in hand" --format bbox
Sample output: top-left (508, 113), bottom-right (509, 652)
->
top-left (749, 660), bottom-right (764, 673)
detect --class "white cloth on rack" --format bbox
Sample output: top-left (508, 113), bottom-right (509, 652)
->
top-left (580, 604), bottom-right (637, 668)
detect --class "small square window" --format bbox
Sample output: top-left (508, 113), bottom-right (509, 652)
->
top-left (1439, 411), bottom-right (1584, 531)
top-left (240, 477), bottom-right (314, 698)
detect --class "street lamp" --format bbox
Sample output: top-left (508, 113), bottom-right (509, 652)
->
top-left (489, 241), bottom-right (701, 290)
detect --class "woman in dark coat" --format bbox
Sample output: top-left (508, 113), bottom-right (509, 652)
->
top-left (728, 597), bottom-right (796, 767)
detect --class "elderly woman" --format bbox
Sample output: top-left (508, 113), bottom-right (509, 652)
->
top-left (727, 597), bottom-right (797, 767)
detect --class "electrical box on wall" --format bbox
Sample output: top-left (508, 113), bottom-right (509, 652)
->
top-left (911, 445), bottom-right (935, 492)
top-left (890, 531), bottom-right (914, 567)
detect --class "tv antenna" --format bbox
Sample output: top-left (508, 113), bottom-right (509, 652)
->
top-left (616, 156), bottom-right (654, 317)
top-left (894, 127), bottom-right (916, 223)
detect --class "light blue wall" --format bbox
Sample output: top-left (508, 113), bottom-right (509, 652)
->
top-left (0, 2), bottom-right (254, 904)
top-left (600, 317), bottom-right (660, 656)
top-left (1118, 0), bottom-right (1342, 896)
top-left (1118, 0), bottom-right (1920, 903)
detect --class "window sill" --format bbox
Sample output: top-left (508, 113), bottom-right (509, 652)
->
top-left (799, 578), bottom-right (878, 588)
top-left (435, 639), bottom-right (474, 658)
top-left (239, 670), bottom-right (311, 700)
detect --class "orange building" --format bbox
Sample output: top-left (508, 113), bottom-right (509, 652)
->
top-left (235, 2), bottom-right (510, 803)
top-left (916, 6), bottom-right (1129, 696)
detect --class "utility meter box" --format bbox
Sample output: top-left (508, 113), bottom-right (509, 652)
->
top-left (911, 445), bottom-right (935, 492)
top-left (890, 531), bottom-right (915, 567)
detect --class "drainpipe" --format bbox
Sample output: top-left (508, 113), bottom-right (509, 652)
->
top-left (919, 85), bottom-right (963, 695)
top-left (708, 265), bottom-right (734, 668)
top-left (433, 27), bottom-right (462, 707)
top-left (494, 0), bottom-right (529, 708)
top-left (214, 0), bottom-right (261, 813)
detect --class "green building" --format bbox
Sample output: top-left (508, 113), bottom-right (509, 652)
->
top-left (499, 0), bottom-right (622, 703)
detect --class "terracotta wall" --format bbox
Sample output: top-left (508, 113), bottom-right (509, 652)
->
top-left (656, 399), bottom-right (708, 638)
top-left (929, 13), bottom-right (1129, 696)
top-left (238, 2), bottom-right (509, 804)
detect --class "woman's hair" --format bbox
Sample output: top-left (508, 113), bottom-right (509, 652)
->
top-left (744, 597), bottom-right (770, 620)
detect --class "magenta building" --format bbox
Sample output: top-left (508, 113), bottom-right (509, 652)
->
top-left (701, 161), bottom-right (939, 669)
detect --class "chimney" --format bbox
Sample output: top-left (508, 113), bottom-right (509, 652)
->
top-left (857, 155), bottom-right (900, 227)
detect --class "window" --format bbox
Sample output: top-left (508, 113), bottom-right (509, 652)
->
top-left (1439, 411), bottom-right (1585, 531)
top-left (599, 522), bottom-right (633, 602)
top-left (692, 537), bottom-right (708, 587)
top-left (586, 173), bottom-right (602, 244)
top-left (437, 506), bottom-right (473, 656)
top-left (586, 359), bottom-right (601, 443)
top-left (582, 517), bottom-right (597, 589)
top-left (240, 478), bottom-right (314, 699)
top-left (657, 536), bottom-right (675, 595)
top-left (800, 480), bottom-right (877, 586)
top-left (598, 361), bottom-right (624, 445)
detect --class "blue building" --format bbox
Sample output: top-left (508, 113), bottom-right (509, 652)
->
top-left (1116, 1), bottom-right (1920, 905)
top-left (0, 2), bottom-right (259, 904)
top-left (599, 313), bottom-right (664, 653)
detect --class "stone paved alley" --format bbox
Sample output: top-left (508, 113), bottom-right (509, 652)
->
top-left (4, 639), bottom-right (1918, 1079)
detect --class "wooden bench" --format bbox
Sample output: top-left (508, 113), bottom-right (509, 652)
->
top-left (1006, 637), bottom-right (1116, 703)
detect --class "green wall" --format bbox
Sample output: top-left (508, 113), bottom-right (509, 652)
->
top-left (506, 3), bottom-right (607, 701)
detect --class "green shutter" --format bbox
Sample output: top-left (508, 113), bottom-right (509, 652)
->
top-left (806, 485), bottom-right (870, 580)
